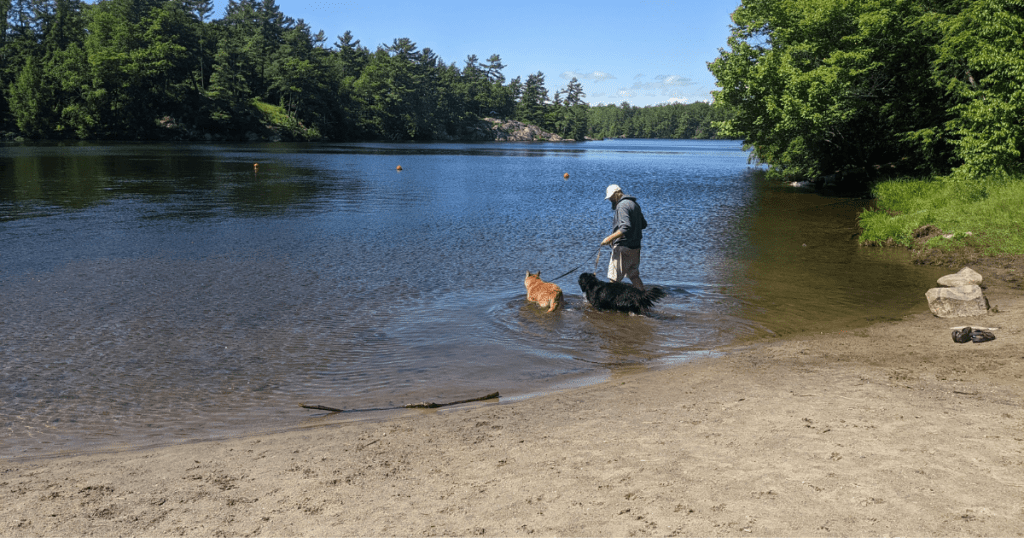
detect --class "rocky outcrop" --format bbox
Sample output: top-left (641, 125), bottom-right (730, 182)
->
top-left (926, 267), bottom-right (989, 318)
top-left (456, 118), bottom-right (569, 142)
top-left (155, 114), bottom-right (570, 143)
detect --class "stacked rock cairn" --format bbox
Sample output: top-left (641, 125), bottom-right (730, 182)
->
top-left (925, 267), bottom-right (989, 318)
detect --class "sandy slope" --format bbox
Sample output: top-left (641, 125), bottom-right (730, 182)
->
top-left (3, 272), bottom-right (1023, 537)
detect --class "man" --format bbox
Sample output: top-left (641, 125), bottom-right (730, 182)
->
top-left (600, 184), bottom-right (648, 291)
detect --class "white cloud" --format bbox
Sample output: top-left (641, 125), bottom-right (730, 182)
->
top-left (656, 75), bottom-right (695, 87)
top-left (616, 74), bottom-right (697, 100)
top-left (560, 70), bottom-right (617, 81)
top-left (668, 97), bottom-right (689, 104)
top-left (617, 81), bottom-right (657, 99)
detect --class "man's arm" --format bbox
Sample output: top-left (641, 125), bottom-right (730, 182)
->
top-left (601, 230), bottom-right (624, 246)
top-left (602, 204), bottom-right (632, 245)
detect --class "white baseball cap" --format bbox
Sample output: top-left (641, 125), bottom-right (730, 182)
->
top-left (604, 184), bottom-right (622, 200)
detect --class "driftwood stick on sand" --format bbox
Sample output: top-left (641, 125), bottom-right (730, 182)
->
top-left (300, 392), bottom-right (499, 414)
top-left (403, 392), bottom-right (500, 409)
top-left (300, 404), bottom-right (344, 413)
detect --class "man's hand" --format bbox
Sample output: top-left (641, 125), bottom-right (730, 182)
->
top-left (602, 230), bottom-right (624, 246)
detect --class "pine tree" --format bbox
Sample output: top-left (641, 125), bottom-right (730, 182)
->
top-left (516, 71), bottom-right (549, 129)
top-left (555, 76), bottom-right (588, 140)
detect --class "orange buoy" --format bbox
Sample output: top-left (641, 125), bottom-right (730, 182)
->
top-left (254, 163), bottom-right (259, 174)
top-left (563, 172), bottom-right (569, 179)
top-left (396, 165), bottom-right (403, 171)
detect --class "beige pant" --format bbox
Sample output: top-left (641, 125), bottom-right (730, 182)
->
top-left (608, 246), bottom-right (643, 289)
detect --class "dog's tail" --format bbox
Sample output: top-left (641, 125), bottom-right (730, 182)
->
top-left (548, 290), bottom-right (565, 312)
top-left (644, 287), bottom-right (666, 303)
top-left (637, 286), bottom-right (666, 311)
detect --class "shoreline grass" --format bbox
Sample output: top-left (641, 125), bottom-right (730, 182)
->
top-left (858, 177), bottom-right (1024, 256)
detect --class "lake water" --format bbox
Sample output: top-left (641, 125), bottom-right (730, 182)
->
top-left (0, 140), bottom-right (947, 458)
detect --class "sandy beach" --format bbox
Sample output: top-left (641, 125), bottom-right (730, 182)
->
top-left (3, 266), bottom-right (1023, 537)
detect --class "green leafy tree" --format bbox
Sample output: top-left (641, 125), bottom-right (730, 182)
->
top-left (85, 0), bottom-right (201, 135)
top-left (937, 0), bottom-right (1024, 181)
top-left (40, 0), bottom-right (83, 52)
top-left (354, 38), bottom-right (425, 140)
top-left (207, 36), bottom-right (252, 120)
top-left (672, 101), bottom-right (721, 139)
top-left (185, 0), bottom-right (215, 92)
top-left (431, 60), bottom-right (466, 136)
top-left (2, 0), bottom-right (740, 143)
top-left (8, 55), bottom-right (48, 135)
top-left (48, 42), bottom-right (94, 136)
top-left (4, 0), bottom-right (90, 137)
top-left (323, 30), bottom-right (369, 139)
top-left (413, 46), bottom-right (442, 136)
top-left (709, 0), bottom-right (952, 184)
top-left (586, 103), bottom-right (628, 139)
top-left (584, 101), bottom-right (729, 140)
top-left (267, 18), bottom-right (332, 131)
top-left (140, 1), bottom-right (200, 112)
top-left (2, 0), bottom-right (45, 128)
top-left (212, 0), bottom-right (294, 104)
top-left (42, 0), bottom-right (91, 137)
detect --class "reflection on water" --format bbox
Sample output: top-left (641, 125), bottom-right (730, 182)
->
top-left (0, 140), bottom-right (947, 457)
top-left (728, 187), bottom-right (950, 336)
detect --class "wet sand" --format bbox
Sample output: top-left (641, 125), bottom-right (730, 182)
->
top-left (3, 273), bottom-right (1023, 536)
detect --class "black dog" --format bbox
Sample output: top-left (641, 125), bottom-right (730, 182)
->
top-left (578, 272), bottom-right (666, 314)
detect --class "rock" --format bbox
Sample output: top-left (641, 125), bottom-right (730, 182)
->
top-left (937, 266), bottom-right (983, 287)
top-left (475, 118), bottom-right (568, 142)
top-left (925, 285), bottom-right (989, 318)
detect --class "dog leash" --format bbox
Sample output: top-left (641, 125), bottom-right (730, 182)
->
top-left (550, 245), bottom-right (604, 281)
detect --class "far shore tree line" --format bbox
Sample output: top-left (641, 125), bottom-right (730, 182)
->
top-left (0, 0), bottom-right (730, 142)
top-left (710, 0), bottom-right (1024, 190)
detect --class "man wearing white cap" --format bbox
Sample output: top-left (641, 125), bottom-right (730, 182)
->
top-left (600, 184), bottom-right (648, 291)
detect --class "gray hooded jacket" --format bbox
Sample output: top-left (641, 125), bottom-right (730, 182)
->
top-left (611, 195), bottom-right (647, 249)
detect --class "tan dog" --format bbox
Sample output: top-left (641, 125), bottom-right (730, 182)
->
top-left (524, 271), bottom-right (564, 312)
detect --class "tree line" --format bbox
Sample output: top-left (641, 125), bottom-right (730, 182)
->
top-left (0, 0), bottom-right (728, 142)
top-left (709, 0), bottom-right (1024, 187)
top-left (589, 101), bottom-right (732, 140)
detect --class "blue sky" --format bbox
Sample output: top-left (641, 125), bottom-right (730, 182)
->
top-left (212, 0), bottom-right (742, 108)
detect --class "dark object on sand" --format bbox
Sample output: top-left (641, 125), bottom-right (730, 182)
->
top-left (952, 327), bottom-right (973, 343)
top-left (970, 329), bottom-right (996, 343)
top-left (578, 272), bottom-right (666, 314)
top-left (951, 326), bottom-right (996, 344)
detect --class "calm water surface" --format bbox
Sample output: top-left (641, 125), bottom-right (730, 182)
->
top-left (0, 140), bottom-right (946, 457)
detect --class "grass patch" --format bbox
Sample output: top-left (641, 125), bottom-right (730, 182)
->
top-left (859, 176), bottom-right (1024, 255)
top-left (251, 99), bottom-right (323, 141)
top-left (253, 99), bottom-right (290, 125)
